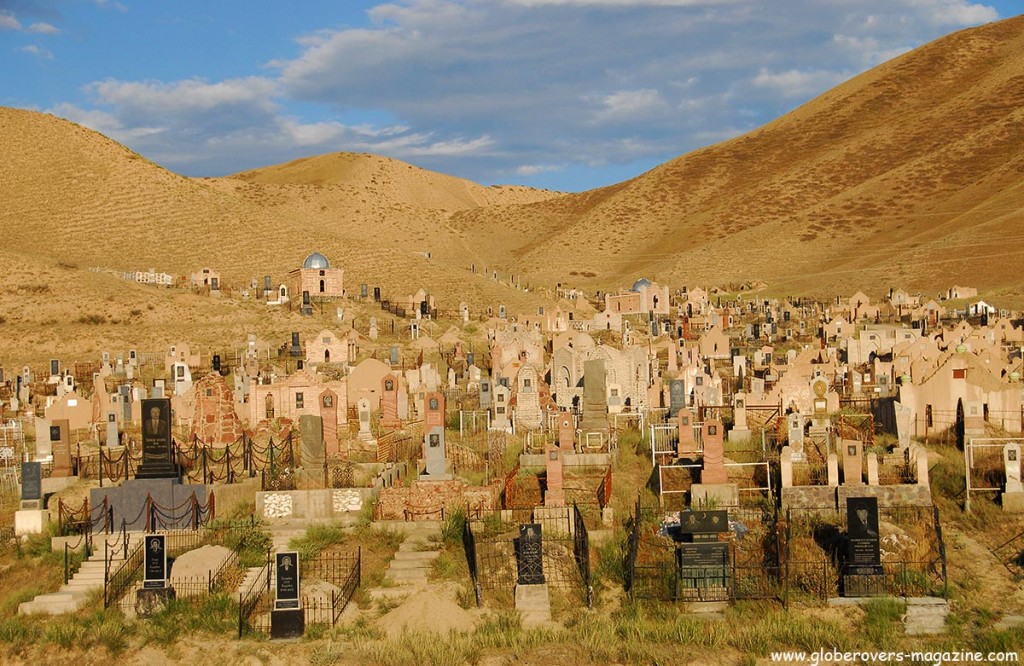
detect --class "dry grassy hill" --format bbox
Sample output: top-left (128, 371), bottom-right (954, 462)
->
top-left (232, 152), bottom-right (554, 211)
top-left (3, 14), bottom-right (1024, 366)
top-left (453, 15), bottom-right (1024, 303)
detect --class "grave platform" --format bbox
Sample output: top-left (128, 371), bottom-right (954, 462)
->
top-left (91, 478), bottom-right (208, 531)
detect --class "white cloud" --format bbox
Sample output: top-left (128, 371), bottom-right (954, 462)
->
top-left (27, 22), bottom-right (60, 35)
top-left (591, 89), bottom-right (671, 124)
top-left (18, 44), bottom-right (53, 60)
top-left (751, 68), bottom-right (850, 98)
top-left (506, 0), bottom-right (738, 5)
top-left (0, 12), bottom-right (21, 30)
top-left (911, 0), bottom-right (998, 26)
top-left (515, 163), bottom-right (565, 176)
top-left (49, 0), bottom-right (1005, 186)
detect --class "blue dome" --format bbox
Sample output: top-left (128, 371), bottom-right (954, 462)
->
top-left (303, 252), bottom-right (330, 270)
top-left (631, 277), bottom-right (652, 292)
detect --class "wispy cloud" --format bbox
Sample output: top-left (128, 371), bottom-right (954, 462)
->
top-left (18, 44), bottom-right (53, 60)
top-left (27, 22), bottom-right (60, 34)
top-left (48, 0), bottom-right (1003, 187)
top-left (0, 12), bottom-right (21, 30)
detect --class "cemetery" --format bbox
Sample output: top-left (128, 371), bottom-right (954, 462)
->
top-left (0, 273), bottom-right (1022, 661)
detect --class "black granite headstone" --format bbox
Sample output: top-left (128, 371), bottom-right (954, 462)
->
top-left (212, 354), bottom-right (221, 372)
top-left (514, 523), bottom-right (545, 585)
top-left (676, 510), bottom-right (728, 543)
top-left (136, 397), bottom-right (177, 479)
top-left (49, 359), bottom-right (59, 376)
top-left (467, 352), bottom-right (475, 367)
top-left (373, 287), bottom-right (381, 302)
top-left (846, 497), bottom-right (882, 574)
top-left (144, 534), bottom-right (167, 589)
top-left (668, 380), bottom-right (686, 418)
top-left (676, 541), bottom-right (730, 595)
top-left (275, 551), bottom-right (300, 610)
top-left (289, 333), bottom-right (302, 357)
top-left (21, 462), bottom-right (41, 501)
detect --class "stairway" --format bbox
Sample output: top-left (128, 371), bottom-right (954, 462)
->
top-left (903, 597), bottom-right (949, 635)
top-left (235, 522), bottom-right (309, 599)
top-left (366, 521), bottom-right (441, 598)
top-left (19, 533), bottom-right (143, 615)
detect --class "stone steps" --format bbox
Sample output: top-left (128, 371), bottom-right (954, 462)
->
top-left (514, 583), bottom-right (552, 627)
top-left (19, 533), bottom-right (146, 616)
top-left (375, 522), bottom-right (442, 588)
top-left (904, 598), bottom-right (949, 636)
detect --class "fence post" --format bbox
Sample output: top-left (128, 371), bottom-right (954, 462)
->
top-left (64, 543), bottom-right (69, 585)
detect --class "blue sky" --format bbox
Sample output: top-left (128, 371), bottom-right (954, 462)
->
top-left (0, 1), bottom-right (1016, 192)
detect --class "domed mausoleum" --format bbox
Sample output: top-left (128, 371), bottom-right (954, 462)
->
top-left (290, 252), bottom-right (345, 300)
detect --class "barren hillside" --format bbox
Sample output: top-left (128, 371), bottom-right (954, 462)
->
top-left (453, 15), bottom-right (1024, 302)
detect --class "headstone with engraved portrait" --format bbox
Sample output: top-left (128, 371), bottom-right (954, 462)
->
top-left (136, 398), bottom-right (177, 479)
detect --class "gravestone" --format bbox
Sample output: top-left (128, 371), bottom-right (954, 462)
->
top-left (558, 414), bottom-right (574, 451)
top-left (842, 440), bottom-right (863, 486)
top-left (299, 414), bottom-right (325, 468)
top-left (780, 446), bottom-right (793, 488)
top-left (369, 318), bottom-right (378, 341)
top-left (20, 462), bottom-right (41, 503)
top-left (49, 359), bottom-right (60, 377)
top-left (360, 283), bottom-right (368, 299)
top-left (699, 420), bottom-right (728, 484)
top-left (271, 551), bottom-right (304, 639)
top-left (423, 426), bottom-right (447, 477)
top-left (135, 534), bottom-right (174, 616)
top-left (478, 379), bottom-right (492, 408)
top-left (319, 390), bottom-right (339, 456)
top-left (787, 412), bottom-right (805, 460)
top-left (827, 453), bottom-right (839, 487)
top-left (50, 419), bottom-right (73, 477)
top-left (105, 411), bottom-right (119, 448)
top-left (357, 399), bottom-right (374, 443)
top-left (676, 510), bottom-right (728, 542)
top-left (728, 393), bottom-right (750, 444)
top-left (136, 398), bottom-right (178, 479)
top-left (668, 380), bottom-right (686, 418)
top-left (34, 417), bottom-right (52, 461)
top-left (675, 543), bottom-right (730, 597)
top-left (1003, 443), bottom-right (1024, 512)
top-left (422, 393), bottom-right (449, 477)
top-left (491, 383), bottom-right (511, 431)
top-left (380, 375), bottom-right (401, 430)
top-left (866, 452), bottom-right (879, 486)
top-left (691, 419), bottom-right (738, 507)
top-left (544, 441), bottom-right (565, 507)
top-left (844, 496), bottom-right (884, 596)
top-left (515, 524), bottom-right (545, 585)
top-left (677, 410), bottom-right (698, 457)
top-left (389, 345), bottom-right (399, 366)
top-left (894, 402), bottom-right (914, 451)
top-left (144, 534), bottom-right (168, 589)
top-left (579, 360), bottom-right (608, 432)
top-left (14, 461), bottom-right (47, 535)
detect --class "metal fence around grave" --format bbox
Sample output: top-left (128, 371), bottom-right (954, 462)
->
top-left (781, 505), bottom-right (948, 602)
top-left (463, 504), bottom-right (592, 608)
top-left (241, 550), bottom-right (361, 638)
top-left (624, 499), bottom-right (782, 603)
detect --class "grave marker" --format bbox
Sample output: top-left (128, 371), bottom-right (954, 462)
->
top-left (515, 524), bottom-right (545, 585)
top-left (136, 398), bottom-right (177, 479)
